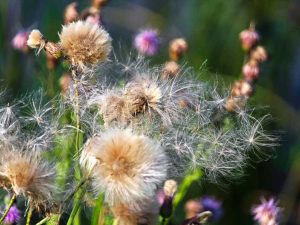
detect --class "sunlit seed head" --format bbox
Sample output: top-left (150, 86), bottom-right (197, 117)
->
top-left (59, 20), bottom-right (112, 69)
top-left (80, 128), bottom-right (168, 210)
top-left (0, 149), bottom-right (57, 210)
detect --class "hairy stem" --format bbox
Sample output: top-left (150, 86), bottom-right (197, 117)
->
top-left (66, 186), bottom-right (86, 225)
top-left (173, 169), bottom-right (202, 208)
top-left (0, 193), bottom-right (16, 224)
top-left (91, 193), bottom-right (104, 225)
top-left (26, 206), bottom-right (33, 225)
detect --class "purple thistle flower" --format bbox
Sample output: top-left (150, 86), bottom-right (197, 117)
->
top-left (200, 196), bottom-right (223, 221)
top-left (4, 205), bottom-right (21, 225)
top-left (11, 31), bottom-right (29, 52)
top-left (252, 198), bottom-right (281, 225)
top-left (133, 29), bottom-right (160, 56)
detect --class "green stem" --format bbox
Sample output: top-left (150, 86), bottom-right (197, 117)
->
top-left (173, 169), bottom-right (202, 208)
top-left (112, 219), bottom-right (118, 225)
top-left (91, 193), bottom-right (104, 225)
top-left (36, 217), bottom-right (50, 225)
top-left (66, 186), bottom-right (86, 225)
top-left (165, 169), bottom-right (202, 224)
top-left (0, 193), bottom-right (16, 224)
top-left (26, 206), bottom-right (33, 225)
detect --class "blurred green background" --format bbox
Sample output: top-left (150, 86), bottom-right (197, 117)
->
top-left (1, 0), bottom-right (300, 224)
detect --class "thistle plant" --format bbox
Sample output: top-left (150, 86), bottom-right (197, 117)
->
top-left (0, 2), bottom-right (281, 225)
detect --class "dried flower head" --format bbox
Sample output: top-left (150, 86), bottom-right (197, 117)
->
top-left (27, 30), bottom-right (45, 53)
top-left (0, 149), bottom-right (57, 210)
top-left (240, 26), bottom-right (260, 50)
top-left (98, 90), bottom-right (132, 127)
top-left (134, 29), bottom-right (160, 56)
top-left (80, 129), bottom-right (168, 210)
top-left (59, 20), bottom-right (112, 68)
top-left (64, 2), bottom-right (79, 24)
top-left (162, 61), bottom-right (180, 79)
top-left (252, 198), bottom-right (281, 225)
top-left (169, 38), bottom-right (188, 61)
top-left (12, 31), bottom-right (29, 52)
top-left (124, 76), bottom-right (162, 116)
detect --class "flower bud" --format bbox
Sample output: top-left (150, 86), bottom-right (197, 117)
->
top-left (251, 46), bottom-right (268, 63)
top-left (164, 179), bottom-right (177, 197)
top-left (224, 97), bottom-right (247, 112)
top-left (231, 80), bottom-right (254, 97)
top-left (185, 199), bottom-right (203, 219)
top-left (64, 2), bottom-right (79, 24)
top-left (161, 61), bottom-right (180, 79)
top-left (86, 13), bottom-right (101, 25)
top-left (159, 180), bottom-right (178, 219)
top-left (59, 73), bottom-right (73, 95)
top-left (242, 60), bottom-right (260, 82)
top-left (239, 27), bottom-right (259, 51)
top-left (46, 52), bottom-right (58, 70)
top-left (169, 38), bottom-right (188, 61)
top-left (11, 31), bottom-right (29, 53)
top-left (92, 0), bottom-right (108, 10)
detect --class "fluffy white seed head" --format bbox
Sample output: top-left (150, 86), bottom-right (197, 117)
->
top-left (59, 20), bottom-right (112, 69)
top-left (80, 128), bottom-right (168, 210)
top-left (0, 149), bottom-right (57, 210)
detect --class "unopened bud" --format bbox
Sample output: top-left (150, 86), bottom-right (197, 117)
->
top-left (59, 73), bottom-right (73, 95)
top-left (92, 0), bottom-right (108, 10)
top-left (169, 38), bottom-right (188, 61)
top-left (46, 52), bottom-right (58, 70)
top-left (239, 26), bottom-right (259, 51)
top-left (231, 80), bottom-right (254, 97)
top-left (64, 2), bottom-right (79, 24)
top-left (242, 60), bottom-right (260, 82)
top-left (250, 46), bottom-right (268, 63)
top-left (162, 61), bottom-right (180, 79)
top-left (164, 179), bottom-right (177, 197)
top-left (224, 97), bottom-right (247, 112)
top-left (185, 200), bottom-right (203, 219)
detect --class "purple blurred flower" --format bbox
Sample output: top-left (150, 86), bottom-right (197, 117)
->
top-left (86, 14), bottom-right (101, 25)
top-left (4, 205), bottom-right (21, 224)
top-left (252, 198), bottom-right (281, 225)
top-left (11, 31), bottom-right (29, 52)
top-left (134, 29), bottom-right (160, 56)
top-left (200, 196), bottom-right (223, 221)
